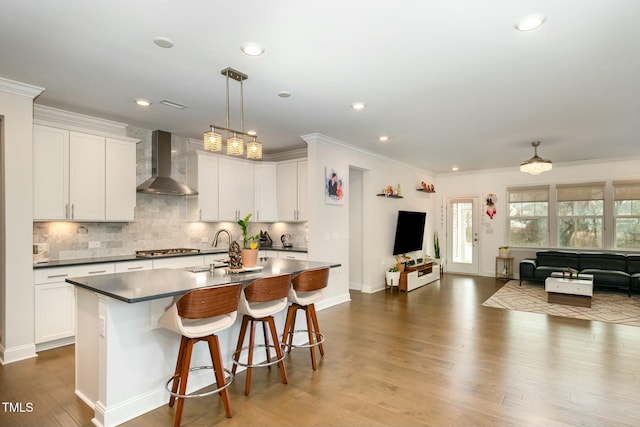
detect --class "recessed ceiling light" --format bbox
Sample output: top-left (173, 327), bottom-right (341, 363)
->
top-left (452, 166), bottom-right (459, 171)
top-left (278, 91), bottom-right (291, 98)
top-left (514, 14), bottom-right (547, 31)
top-left (153, 36), bottom-right (174, 48)
top-left (134, 99), bottom-right (151, 107)
top-left (241, 43), bottom-right (265, 56)
top-left (379, 136), bottom-right (389, 142)
top-left (351, 102), bottom-right (366, 110)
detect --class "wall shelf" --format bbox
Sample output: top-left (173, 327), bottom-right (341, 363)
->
top-left (416, 189), bottom-right (436, 193)
top-left (376, 194), bottom-right (403, 198)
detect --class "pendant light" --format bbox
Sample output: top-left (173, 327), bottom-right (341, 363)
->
top-left (204, 67), bottom-right (263, 159)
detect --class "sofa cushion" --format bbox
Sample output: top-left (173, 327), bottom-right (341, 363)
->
top-left (579, 253), bottom-right (627, 272)
top-left (579, 269), bottom-right (630, 287)
top-left (533, 266), bottom-right (576, 281)
top-left (536, 251), bottom-right (580, 270)
top-left (627, 255), bottom-right (640, 275)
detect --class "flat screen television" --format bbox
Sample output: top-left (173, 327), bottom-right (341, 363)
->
top-left (392, 210), bottom-right (426, 255)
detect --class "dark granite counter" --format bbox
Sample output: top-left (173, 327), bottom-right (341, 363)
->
top-left (66, 258), bottom-right (335, 303)
top-left (34, 246), bottom-right (308, 269)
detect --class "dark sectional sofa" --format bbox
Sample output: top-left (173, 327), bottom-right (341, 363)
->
top-left (519, 251), bottom-right (640, 296)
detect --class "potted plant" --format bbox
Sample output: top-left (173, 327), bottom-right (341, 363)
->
top-left (434, 232), bottom-right (440, 259)
top-left (386, 266), bottom-right (401, 288)
top-left (237, 213), bottom-right (260, 268)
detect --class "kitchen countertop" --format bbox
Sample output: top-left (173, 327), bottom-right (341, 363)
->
top-left (33, 246), bottom-right (308, 269)
top-left (66, 258), bottom-right (337, 303)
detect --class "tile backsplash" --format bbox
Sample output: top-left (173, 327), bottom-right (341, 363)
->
top-left (33, 127), bottom-right (307, 260)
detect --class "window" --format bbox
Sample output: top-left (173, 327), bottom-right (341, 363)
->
top-left (614, 181), bottom-right (640, 249)
top-left (557, 183), bottom-right (604, 248)
top-left (508, 186), bottom-right (549, 247)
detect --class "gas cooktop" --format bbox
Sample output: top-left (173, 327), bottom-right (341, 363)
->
top-left (135, 248), bottom-right (200, 258)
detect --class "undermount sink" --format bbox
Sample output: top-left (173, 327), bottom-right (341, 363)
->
top-left (184, 259), bottom-right (228, 273)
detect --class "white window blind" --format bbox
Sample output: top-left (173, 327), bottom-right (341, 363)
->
top-left (613, 180), bottom-right (640, 200)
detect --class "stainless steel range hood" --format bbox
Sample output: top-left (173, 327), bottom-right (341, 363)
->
top-left (136, 130), bottom-right (198, 196)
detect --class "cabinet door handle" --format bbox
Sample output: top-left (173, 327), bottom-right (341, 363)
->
top-left (65, 204), bottom-right (69, 219)
top-left (47, 273), bottom-right (69, 279)
top-left (127, 266), bottom-right (144, 271)
top-left (71, 204), bottom-right (75, 219)
top-left (199, 209), bottom-right (202, 221)
top-left (88, 270), bottom-right (107, 274)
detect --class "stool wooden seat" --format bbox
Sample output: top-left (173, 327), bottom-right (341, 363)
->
top-left (282, 267), bottom-right (329, 370)
top-left (231, 274), bottom-right (291, 395)
top-left (158, 284), bottom-right (242, 427)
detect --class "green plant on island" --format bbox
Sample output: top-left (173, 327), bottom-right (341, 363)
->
top-left (237, 213), bottom-right (260, 249)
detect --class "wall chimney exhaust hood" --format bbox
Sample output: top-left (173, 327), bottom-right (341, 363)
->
top-left (136, 130), bottom-right (198, 196)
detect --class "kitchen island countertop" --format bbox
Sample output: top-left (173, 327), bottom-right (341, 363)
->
top-left (66, 258), bottom-right (336, 303)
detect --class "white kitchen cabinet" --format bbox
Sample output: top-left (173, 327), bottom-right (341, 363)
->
top-left (278, 251), bottom-right (308, 261)
top-left (259, 250), bottom-right (278, 259)
top-left (34, 263), bottom-right (115, 350)
top-left (115, 260), bottom-right (152, 272)
top-left (218, 157), bottom-right (255, 221)
top-left (69, 131), bottom-right (105, 221)
top-left (152, 256), bottom-right (206, 269)
top-left (33, 125), bottom-right (69, 220)
top-left (254, 163), bottom-right (277, 222)
top-left (33, 125), bottom-right (138, 221)
top-left (276, 159), bottom-right (307, 221)
top-left (187, 151), bottom-right (219, 221)
top-left (106, 138), bottom-right (136, 221)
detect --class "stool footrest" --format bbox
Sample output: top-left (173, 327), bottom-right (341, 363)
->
top-left (165, 366), bottom-right (234, 399)
top-left (284, 329), bottom-right (325, 350)
top-left (232, 344), bottom-right (286, 368)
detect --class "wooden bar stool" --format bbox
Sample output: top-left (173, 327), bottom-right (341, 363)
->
top-left (281, 267), bottom-right (329, 370)
top-left (231, 274), bottom-right (291, 395)
top-left (158, 284), bottom-right (242, 427)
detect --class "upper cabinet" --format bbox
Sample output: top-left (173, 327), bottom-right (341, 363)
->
top-left (276, 159), bottom-right (307, 221)
top-left (186, 151), bottom-right (219, 221)
top-left (254, 163), bottom-right (277, 222)
top-left (33, 124), bottom-right (139, 222)
top-left (218, 157), bottom-right (255, 221)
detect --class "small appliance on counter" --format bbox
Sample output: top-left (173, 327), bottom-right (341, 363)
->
top-left (259, 230), bottom-right (273, 247)
top-left (281, 233), bottom-right (293, 248)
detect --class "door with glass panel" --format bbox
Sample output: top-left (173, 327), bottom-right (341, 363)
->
top-left (446, 197), bottom-right (479, 275)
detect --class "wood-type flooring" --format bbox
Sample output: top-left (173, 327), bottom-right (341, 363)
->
top-left (1, 274), bottom-right (638, 426)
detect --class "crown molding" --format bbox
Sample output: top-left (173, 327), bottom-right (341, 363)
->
top-left (0, 77), bottom-right (44, 98)
top-left (33, 104), bottom-right (129, 136)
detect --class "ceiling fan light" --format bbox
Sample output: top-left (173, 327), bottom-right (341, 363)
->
top-left (247, 139), bottom-right (263, 159)
top-left (227, 135), bottom-right (244, 156)
top-left (520, 141), bottom-right (552, 175)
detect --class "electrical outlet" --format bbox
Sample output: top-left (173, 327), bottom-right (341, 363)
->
top-left (99, 316), bottom-right (106, 338)
top-left (88, 241), bottom-right (100, 249)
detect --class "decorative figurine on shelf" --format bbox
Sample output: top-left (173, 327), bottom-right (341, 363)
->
top-left (228, 240), bottom-right (243, 270)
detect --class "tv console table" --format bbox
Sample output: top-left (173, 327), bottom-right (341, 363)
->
top-left (399, 262), bottom-right (440, 292)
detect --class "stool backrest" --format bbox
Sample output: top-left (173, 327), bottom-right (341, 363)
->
top-left (244, 274), bottom-right (292, 303)
top-left (177, 284), bottom-right (242, 320)
top-left (292, 267), bottom-right (330, 292)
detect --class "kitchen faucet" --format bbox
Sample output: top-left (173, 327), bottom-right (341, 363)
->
top-left (212, 229), bottom-right (232, 247)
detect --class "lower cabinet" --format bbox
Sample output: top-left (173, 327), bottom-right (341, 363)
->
top-left (34, 263), bottom-right (115, 350)
top-left (278, 251), bottom-right (308, 261)
top-left (35, 282), bottom-right (76, 345)
top-left (399, 262), bottom-right (440, 292)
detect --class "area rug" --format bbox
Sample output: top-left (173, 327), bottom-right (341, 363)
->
top-left (482, 280), bottom-right (640, 327)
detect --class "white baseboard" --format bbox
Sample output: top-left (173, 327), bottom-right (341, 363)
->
top-left (0, 342), bottom-right (37, 365)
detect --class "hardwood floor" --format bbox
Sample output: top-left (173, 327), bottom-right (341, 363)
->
top-left (2, 274), bottom-right (639, 426)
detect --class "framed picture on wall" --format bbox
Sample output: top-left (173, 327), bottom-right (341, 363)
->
top-left (325, 167), bottom-right (344, 205)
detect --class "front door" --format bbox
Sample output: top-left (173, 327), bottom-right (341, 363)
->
top-left (446, 197), bottom-right (479, 275)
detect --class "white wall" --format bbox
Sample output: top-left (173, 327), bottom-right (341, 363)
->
top-left (303, 133), bottom-right (436, 296)
top-left (436, 158), bottom-right (640, 278)
top-left (0, 77), bottom-right (44, 364)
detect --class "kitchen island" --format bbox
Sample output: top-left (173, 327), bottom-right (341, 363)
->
top-left (66, 258), bottom-right (338, 427)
